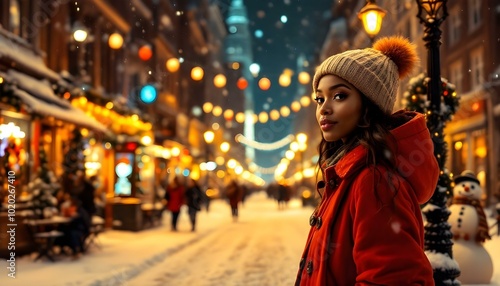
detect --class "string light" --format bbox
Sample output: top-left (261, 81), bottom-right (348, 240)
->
top-left (235, 134), bottom-right (295, 151)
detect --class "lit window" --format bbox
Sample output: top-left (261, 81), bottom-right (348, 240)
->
top-left (9, 0), bottom-right (20, 35)
top-left (470, 48), bottom-right (484, 89)
top-left (449, 60), bottom-right (463, 94)
top-left (468, 0), bottom-right (482, 31)
top-left (448, 8), bottom-right (461, 45)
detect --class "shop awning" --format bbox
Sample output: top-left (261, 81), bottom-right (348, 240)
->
top-left (0, 29), bottom-right (61, 82)
top-left (13, 87), bottom-right (109, 134)
top-left (3, 71), bottom-right (109, 134)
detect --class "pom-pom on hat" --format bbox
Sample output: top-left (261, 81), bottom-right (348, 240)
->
top-left (312, 36), bottom-right (419, 114)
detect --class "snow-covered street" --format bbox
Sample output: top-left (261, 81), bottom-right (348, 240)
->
top-left (1, 191), bottom-right (499, 286)
top-left (127, 193), bottom-right (310, 286)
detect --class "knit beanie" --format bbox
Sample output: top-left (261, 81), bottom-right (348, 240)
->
top-left (312, 36), bottom-right (419, 114)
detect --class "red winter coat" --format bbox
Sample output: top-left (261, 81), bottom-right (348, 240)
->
top-left (165, 185), bottom-right (185, 212)
top-left (296, 112), bottom-right (438, 286)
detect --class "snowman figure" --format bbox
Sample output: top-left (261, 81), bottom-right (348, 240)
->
top-left (449, 170), bottom-right (493, 285)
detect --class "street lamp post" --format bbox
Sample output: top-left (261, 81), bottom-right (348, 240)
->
top-left (203, 130), bottom-right (214, 192)
top-left (358, 0), bottom-right (386, 44)
top-left (415, 1), bottom-right (460, 285)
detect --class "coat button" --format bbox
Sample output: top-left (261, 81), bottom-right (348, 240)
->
top-left (309, 215), bottom-right (317, 226)
top-left (316, 217), bottom-right (322, 229)
top-left (328, 179), bottom-right (337, 188)
top-left (306, 260), bottom-right (313, 275)
top-left (299, 258), bottom-right (305, 270)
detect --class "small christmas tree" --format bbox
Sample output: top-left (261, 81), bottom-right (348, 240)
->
top-left (29, 142), bottom-right (60, 218)
top-left (62, 128), bottom-right (86, 194)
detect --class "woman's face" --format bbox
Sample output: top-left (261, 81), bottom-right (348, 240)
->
top-left (315, 75), bottom-right (363, 142)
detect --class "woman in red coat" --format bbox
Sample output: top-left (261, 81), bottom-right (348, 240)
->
top-left (164, 176), bottom-right (185, 231)
top-left (295, 36), bottom-right (438, 285)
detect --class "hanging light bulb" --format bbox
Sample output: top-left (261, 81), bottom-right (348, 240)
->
top-left (73, 27), bottom-right (88, 42)
top-left (291, 101), bottom-right (301, 112)
top-left (202, 102), bottom-right (214, 113)
top-left (235, 112), bottom-right (245, 123)
top-left (279, 74), bottom-right (292, 87)
top-left (213, 74), bottom-right (227, 88)
top-left (259, 77), bottom-right (271, 91)
top-left (191, 66), bottom-right (204, 81)
top-left (237, 77), bottom-right (248, 90)
top-left (269, 109), bottom-right (280, 121)
top-left (212, 105), bottom-right (223, 117)
top-left (138, 45), bottom-right (153, 61)
top-left (166, 58), bottom-right (180, 72)
top-left (298, 71), bottom-right (311, 85)
top-left (300, 95), bottom-right (311, 107)
top-left (280, 106), bottom-right (290, 117)
top-left (259, 112), bottom-right (269, 123)
top-left (108, 33), bottom-right (123, 49)
top-left (223, 109), bottom-right (234, 121)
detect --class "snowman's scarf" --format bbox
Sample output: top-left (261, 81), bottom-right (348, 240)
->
top-left (452, 197), bottom-right (492, 243)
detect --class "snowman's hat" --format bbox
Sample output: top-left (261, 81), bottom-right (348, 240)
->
top-left (453, 170), bottom-right (479, 185)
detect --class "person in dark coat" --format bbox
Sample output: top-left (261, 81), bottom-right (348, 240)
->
top-left (78, 175), bottom-right (97, 217)
top-left (164, 176), bottom-right (185, 231)
top-left (184, 178), bottom-right (203, 231)
top-left (58, 194), bottom-right (91, 259)
top-left (277, 184), bottom-right (289, 210)
top-left (226, 180), bottom-right (243, 221)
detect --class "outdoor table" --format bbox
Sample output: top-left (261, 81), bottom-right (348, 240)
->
top-left (32, 230), bottom-right (64, 261)
top-left (25, 216), bottom-right (72, 261)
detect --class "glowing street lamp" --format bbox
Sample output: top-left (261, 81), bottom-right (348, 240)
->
top-left (358, 0), bottom-right (386, 42)
top-left (72, 22), bottom-right (88, 42)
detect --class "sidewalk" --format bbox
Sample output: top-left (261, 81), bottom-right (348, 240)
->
top-left (1, 199), bottom-right (234, 286)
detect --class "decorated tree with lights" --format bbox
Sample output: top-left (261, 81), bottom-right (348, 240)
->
top-left (29, 141), bottom-right (60, 218)
top-left (62, 128), bottom-right (86, 194)
top-left (404, 72), bottom-right (461, 284)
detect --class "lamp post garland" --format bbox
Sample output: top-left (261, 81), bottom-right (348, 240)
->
top-left (414, 1), bottom-right (461, 285)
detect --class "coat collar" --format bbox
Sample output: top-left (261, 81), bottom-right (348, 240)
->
top-left (324, 145), bottom-right (368, 183)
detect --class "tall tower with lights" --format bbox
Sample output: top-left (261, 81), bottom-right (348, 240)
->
top-left (224, 0), bottom-right (255, 162)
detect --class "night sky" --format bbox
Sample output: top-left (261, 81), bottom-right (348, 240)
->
top-left (215, 0), bottom-right (332, 178)
top-left (241, 0), bottom-right (331, 172)
top-left (244, 0), bottom-right (332, 111)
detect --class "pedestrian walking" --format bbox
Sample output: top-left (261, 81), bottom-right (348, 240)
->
top-left (296, 36), bottom-right (438, 285)
top-left (185, 178), bottom-right (203, 231)
top-left (226, 179), bottom-right (243, 221)
top-left (164, 176), bottom-right (185, 231)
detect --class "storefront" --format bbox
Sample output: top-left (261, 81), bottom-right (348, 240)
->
top-left (0, 111), bottom-right (30, 201)
top-left (0, 28), bottom-right (109, 206)
top-left (446, 93), bottom-right (492, 202)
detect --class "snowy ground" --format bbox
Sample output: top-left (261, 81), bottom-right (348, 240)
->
top-left (1, 192), bottom-right (499, 286)
top-left (126, 193), bottom-right (311, 286)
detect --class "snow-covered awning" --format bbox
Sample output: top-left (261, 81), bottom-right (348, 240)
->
top-left (0, 28), bottom-right (60, 82)
top-left (12, 87), bottom-right (108, 134)
top-left (7, 70), bottom-right (71, 109)
top-left (1, 71), bottom-right (108, 134)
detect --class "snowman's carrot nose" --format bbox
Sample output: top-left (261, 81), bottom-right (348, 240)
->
top-left (464, 186), bottom-right (469, 192)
